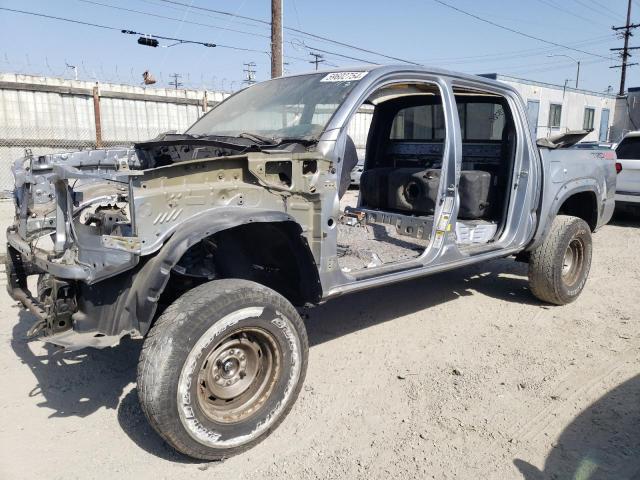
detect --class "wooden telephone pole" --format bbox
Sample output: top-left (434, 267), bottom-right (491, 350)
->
top-left (611, 0), bottom-right (640, 95)
top-left (271, 0), bottom-right (283, 78)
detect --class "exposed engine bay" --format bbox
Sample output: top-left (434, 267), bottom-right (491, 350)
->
top-left (7, 133), bottom-right (323, 347)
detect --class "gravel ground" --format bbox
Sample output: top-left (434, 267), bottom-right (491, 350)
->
top-left (1, 198), bottom-right (640, 479)
top-left (338, 190), bottom-right (428, 271)
top-left (337, 223), bottom-right (427, 271)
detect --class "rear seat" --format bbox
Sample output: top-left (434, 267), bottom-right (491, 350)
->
top-left (387, 168), bottom-right (440, 214)
top-left (359, 167), bottom-right (494, 219)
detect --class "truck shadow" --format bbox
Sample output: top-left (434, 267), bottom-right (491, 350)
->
top-left (514, 374), bottom-right (640, 480)
top-left (11, 310), bottom-right (191, 462)
top-left (9, 256), bottom-right (540, 462)
top-left (306, 256), bottom-right (542, 346)
top-left (610, 209), bottom-right (640, 228)
top-left (11, 310), bottom-right (140, 418)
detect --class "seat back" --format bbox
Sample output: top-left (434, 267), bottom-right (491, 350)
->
top-left (339, 135), bottom-right (359, 198)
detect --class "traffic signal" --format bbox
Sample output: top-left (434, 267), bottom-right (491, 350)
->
top-left (138, 37), bottom-right (159, 47)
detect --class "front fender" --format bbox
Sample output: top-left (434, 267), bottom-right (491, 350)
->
top-left (115, 209), bottom-right (296, 336)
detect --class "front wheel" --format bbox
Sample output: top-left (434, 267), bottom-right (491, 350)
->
top-left (528, 215), bottom-right (593, 305)
top-left (137, 279), bottom-right (308, 460)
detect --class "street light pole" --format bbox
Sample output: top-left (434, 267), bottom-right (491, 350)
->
top-left (548, 54), bottom-right (580, 89)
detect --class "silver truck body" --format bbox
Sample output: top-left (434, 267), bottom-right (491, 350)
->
top-left (6, 65), bottom-right (616, 350)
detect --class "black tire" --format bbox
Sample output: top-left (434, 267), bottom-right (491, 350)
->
top-left (528, 215), bottom-right (592, 305)
top-left (137, 279), bottom-right (308, 460)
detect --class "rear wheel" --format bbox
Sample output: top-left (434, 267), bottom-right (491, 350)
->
top-left (528, 215), bottom-right (592, 305)
top-left (137, 279), bottom-right (308, 460)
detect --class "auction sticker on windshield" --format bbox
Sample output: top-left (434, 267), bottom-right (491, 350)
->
top-left (320, 72), bottom-right (368, 82)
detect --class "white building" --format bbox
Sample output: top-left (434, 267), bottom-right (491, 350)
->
top-left (482, 74), bottom-right (617, 142)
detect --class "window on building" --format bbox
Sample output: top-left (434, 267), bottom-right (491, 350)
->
top-left (549, 103), bottom-right (562, 129)
top-left (583, 107), bottom-right (595, 130)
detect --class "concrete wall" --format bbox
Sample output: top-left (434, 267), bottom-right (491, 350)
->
top-left (491, 74), bottom-right (617, 142)
top-left (0, 73), bottom-right (229, 194)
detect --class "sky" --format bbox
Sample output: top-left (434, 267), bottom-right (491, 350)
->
top-left (0, 0), bottom-right (636, 93)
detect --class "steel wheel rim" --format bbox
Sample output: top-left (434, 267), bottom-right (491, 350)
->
top-left (195, 327), bottom-right (281, 424)
top-left (562, 237), bottom-right (584, 286)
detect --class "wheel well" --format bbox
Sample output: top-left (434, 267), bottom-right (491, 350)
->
top-left (160, 221), bottom-right (321, 309)
top-left (557, 191), bottom-right (598, 231)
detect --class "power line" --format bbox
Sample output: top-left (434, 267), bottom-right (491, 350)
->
top-left (124, 27), bottom-right (218, 47)
top-left (135, 0), bottom-right (270, 31)
top-left (78, 0), bottom-right (271, 39)
top-left (496, 57), bottom-right (610, 76)
top-left (80, 0), bottom-right (341, 68)
top-left (149, 0), bottom-right (616, 65)
top-left (156, 0), bottom-right (272, 26)
top-left (293, 41), bottom-right (378, 64)
top-left (567, 0), bottom-right (622, 23)
top-left (532, 0), bottom-right (610, 26)
top-left (0, 6), bottom-right (118, 30)
top-left (154, 0), bottom-right (423, 65)
top-left (0, 7), bottom-right (271, 54)
top-left (587, 0), bottom-right (626, 17)
top-left (431, 35), bottom-right (615, 66)
top-left (432, 0), bottom-right (613, 60)
top-left (421, 34), bottom-right (615, 64)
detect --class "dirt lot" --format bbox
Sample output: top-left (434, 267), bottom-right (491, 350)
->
top-left (1, 199), bottom-right (639, 479)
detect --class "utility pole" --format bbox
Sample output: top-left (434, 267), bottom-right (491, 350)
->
top-left (271, 0), bottom-right (283, 78)
top-left (611, 0), bottom-right (640, 95)
top-left (243, 62), bottom-right (257, 85)
top-left (169, 73), bottom-right (183, 90)
top-left (309, 52), bottom-right (325, 70)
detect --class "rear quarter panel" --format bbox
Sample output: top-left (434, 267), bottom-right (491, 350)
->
top-left (530, 148), bottom-right (616, 248)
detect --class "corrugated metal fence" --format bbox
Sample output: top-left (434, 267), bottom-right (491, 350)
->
top-left (0, 73), bottom-right (374, 196)
top-left (0, 73), bottom-right (228, 195)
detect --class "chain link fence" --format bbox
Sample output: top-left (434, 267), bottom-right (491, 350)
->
top-left (0, 125), bottom-right (94, 197)
top-left (0, 125), bottom-right (178, 198)
top-left (0, 73), bottom-right (234, 198)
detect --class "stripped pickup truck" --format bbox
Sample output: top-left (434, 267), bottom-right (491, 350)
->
top-left (6, 66), bottom-right (616, 460)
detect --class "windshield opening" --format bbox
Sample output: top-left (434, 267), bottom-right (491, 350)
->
top-left (186, 72), bottom-right (366, 141)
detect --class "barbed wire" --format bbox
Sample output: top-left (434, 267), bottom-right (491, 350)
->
top-left (0, 54), bottom-right (246, 93)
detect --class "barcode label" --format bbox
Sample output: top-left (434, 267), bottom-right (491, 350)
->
top-left (320, 72), bottom-right (368, 82)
